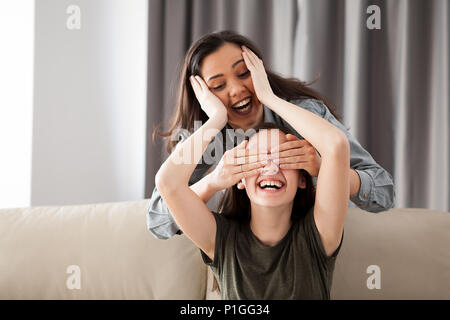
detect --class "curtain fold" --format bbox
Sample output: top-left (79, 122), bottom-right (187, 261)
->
top-left (145, 0), bottom-right (450, 212)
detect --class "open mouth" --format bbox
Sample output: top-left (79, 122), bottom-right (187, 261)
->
top-left (257, 179), bottom-right (285, 191)
top-left (231, 97), bottom-right (252, 114)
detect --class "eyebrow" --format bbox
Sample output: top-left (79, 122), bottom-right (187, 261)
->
top-left (206, 59), bottom-right (244, 82)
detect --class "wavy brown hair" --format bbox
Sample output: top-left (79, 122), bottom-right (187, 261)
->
top-left (153, 30), bottom-right (340, 153)
top-left (210, 122), bottom-right (316, 294)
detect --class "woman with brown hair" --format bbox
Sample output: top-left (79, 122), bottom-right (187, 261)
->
top-left (147, 30), bottom-right (395, 241)
top-left (155, 45), bottom-right (350, 299)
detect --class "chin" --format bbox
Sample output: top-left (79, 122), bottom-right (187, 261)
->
top-left (252, 196), bottom-right (294, 208)
top-left (228, 98), bottom-right (262, 129)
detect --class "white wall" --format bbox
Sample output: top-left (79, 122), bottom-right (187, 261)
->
top-left (32, 0), bottom-right (148, 206)
top-left (0, 1), bottom-right (35, 209)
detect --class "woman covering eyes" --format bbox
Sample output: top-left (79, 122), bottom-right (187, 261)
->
top-left (148, 31), bottom-right (395, 244)
top-left (149, 31), bottom-right (396, 298)
top-left (156, 44), bottom-right (350, 299)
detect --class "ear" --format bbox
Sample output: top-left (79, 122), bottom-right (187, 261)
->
top-left (298, 172), bottom-right (306, 189)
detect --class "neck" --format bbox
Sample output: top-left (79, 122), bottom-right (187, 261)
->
top-left (229, 103), bottom-right (264, 131)
top-left (249, 202), bottom-right (293, 247)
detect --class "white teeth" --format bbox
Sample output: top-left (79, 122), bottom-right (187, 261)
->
top-left (235, 104), bottom-right (250, 113)
top-left (259, 180), bottom-right (283, 188)
top-left (232, 98), bottom-right (251, 108)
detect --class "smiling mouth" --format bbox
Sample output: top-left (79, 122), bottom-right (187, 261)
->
top-left (258, 180), bottom-right (285, 190)
top-left (231, 97), bottom-right (252, 113)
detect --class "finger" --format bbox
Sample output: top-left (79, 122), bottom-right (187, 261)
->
top-left (241, 51), bottom-right (254, 70)
top-left (236, 151), bottom-right (270, 161)
top-left (231, 161), bottom-right (265, 174)
top-left (279, 163), bottom-right (304, 170)
top-left (241, 47), bottom-right (255, 69)
top-left (232, 148), bottom-right (269, 161)
top-left (277, 155), bottom-right (309, 164)
top-left (242, 45), bottom-right (259, 64)
top-left (238, 167), bottom-right (262, 180)
top-left (245, 147), bottom-right (269, 156)
top-left (195, 75), bottom-right (208, 92)
top-left (233, 140), bottom-right (248, 157)
top-left (190, 75), bottom-right (202, 95)
top-left (285, 133), bottom-right (300, 141)
top-left (229, 154), bottom-right (269, 165)
top-left (243, 49), bottom-right (257, 68)
top-left (276, 148), bottom-right (306, 158)
top-left (271, 140), bottom-right (306, 153)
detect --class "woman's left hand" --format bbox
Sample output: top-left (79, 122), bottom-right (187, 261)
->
top-left (241, 45), bottom-right (275, 105)
top-left (271, 134), bottom-right (322, 177)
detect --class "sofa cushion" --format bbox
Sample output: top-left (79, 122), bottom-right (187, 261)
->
top-left (0, 200), bottom-right (206, 299)
top-left (331, 208), bottom-right (450, 299)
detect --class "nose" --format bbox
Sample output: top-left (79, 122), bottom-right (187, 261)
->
top-left (260, 158), bottom-right (279, 175)
top-left (228, 78), bottom-right (247, 98)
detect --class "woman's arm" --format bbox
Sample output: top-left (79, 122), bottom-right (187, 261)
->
top-left (155, 117), bottom-right (224, 259)
top-left (155, 75), bottom-right (227, 258)
top-left (155, 75), bottom-right (262, 259)
top-left (268, 98), bottom-right (395, 212)
top-left (242, 46), bottom-right (349, 256)
top-left (147, 171), bottom-right (217, 240)
top-left (265, 95), bottom-right (349, 256)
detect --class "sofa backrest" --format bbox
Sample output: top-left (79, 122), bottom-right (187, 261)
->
top-left (0, 200), bottom-right (206, 299)
top-left (331, 207), bottom-right (450, 299)
top-left (1, 201), bottom-right (449, 299)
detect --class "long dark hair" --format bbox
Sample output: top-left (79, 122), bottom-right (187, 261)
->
top-left (153, 30), bottom-right (340, 153)
top-left (210, 122), bottom-right (316, 294)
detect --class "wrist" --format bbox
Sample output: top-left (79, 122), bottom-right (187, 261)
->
top-left (349, 169), bottom-right (361, 196)
top-left (191, 173), bottom-right (219, 203)
top-left (261, 93), bottom-right (280, 109)
top-left (208, 112), bottom-right (228, 129)
top-left (204, 172), bottom-right (221, 194)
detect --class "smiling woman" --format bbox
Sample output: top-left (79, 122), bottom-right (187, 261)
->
top-left (153, 30), bottom-right (341, 154)
top-left (147, 31), bottom-right (395, 290)
top-left (154, 51), bottom-right (350, 298)
top-left (199, 43), bottom-right (262, 130)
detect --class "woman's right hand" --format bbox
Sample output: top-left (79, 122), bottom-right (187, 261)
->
top-left (190, 75), bottom-right (228, 123)
top-left (207, 140), bottom-right (267, 191)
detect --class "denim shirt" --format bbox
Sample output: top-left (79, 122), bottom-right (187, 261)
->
top-left (147, 98), bottom-right (396, 239)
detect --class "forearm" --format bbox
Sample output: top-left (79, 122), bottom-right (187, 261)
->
top-left (156, 116), bottom-right (226, 191)
top-left (264, 95), bottom-right (348, 155)
top-left (190, 173), bottom-right (219, 203)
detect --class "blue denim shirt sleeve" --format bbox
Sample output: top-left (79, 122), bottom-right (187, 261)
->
top-left (286, 98), bottom-right (396, 212)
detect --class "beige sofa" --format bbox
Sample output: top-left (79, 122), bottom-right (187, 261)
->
top-left (0, 199), bottom-right (449, 300)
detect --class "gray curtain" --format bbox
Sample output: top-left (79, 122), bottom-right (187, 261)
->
top-left (145, 0), bottom-right (450, 212)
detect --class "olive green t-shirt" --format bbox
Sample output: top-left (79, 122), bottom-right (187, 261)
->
top-left (200, 207), bottom-right (343, 300)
